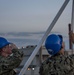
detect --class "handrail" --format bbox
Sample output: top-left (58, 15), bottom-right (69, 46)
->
top-left (18, 0), bottom-right (70, 75)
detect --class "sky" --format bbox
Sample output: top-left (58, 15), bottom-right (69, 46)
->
top-left (0, 0), bottom-right (72, 34)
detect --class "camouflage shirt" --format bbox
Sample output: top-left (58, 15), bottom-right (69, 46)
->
top-left (39, 53), bottom-right (74, 75)
top-left (0, 49), bottom-right (24, 75)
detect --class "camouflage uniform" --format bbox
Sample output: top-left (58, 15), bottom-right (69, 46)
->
top-left (39, 53), bottom-right (74, 75)
top-left (0, 49), bottom-right (24, 75)
top-left (68, 54), bottom-right (74, 75)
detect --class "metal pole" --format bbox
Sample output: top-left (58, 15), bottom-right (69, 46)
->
top-left (39, 46), bottom-right (42, 65)
top-left (18, 0), bottom-right (70, 75)
top-left (71, 0), bottom-right (74, 32)
top-left (71, 0), bottom-right (74, 54)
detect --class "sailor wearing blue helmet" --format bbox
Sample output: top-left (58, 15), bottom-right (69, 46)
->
top-left (0, 37), bottom-right (24, 75)
top-left (39, 34), bottom-right (74, 75)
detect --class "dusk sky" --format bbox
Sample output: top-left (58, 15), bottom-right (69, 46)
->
top-left (0, 0), bottom-right (72, 34)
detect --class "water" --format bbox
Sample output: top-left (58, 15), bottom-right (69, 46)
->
top-left (8, 38), bottom-right (39, 48)
top-left (0, 32), bottom-right (71, 50)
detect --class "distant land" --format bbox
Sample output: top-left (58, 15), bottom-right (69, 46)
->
top-left (0, 31), bottom-right (68, 38)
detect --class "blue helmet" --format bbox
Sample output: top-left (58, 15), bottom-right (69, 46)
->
top-left (45, 34), bottom-right (62, 55)
top-left (0, 37), bottom-right (11, 49)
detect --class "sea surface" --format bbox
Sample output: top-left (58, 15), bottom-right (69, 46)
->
top-left (0, 32), bottom-right (72, 50)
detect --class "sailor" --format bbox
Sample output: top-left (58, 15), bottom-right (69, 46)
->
top-left (39, 34), bottom-right (74, 75)
top-left (0, 37), bottom-right (24, 75)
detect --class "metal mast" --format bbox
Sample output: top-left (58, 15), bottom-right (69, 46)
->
top-left (71, 0), bottom-right (74, 31)
top-left (71, 0), bottom-right (74, 53)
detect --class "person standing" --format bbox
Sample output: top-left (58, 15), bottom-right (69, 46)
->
top-left (39, 34), bottom-right (74, 75)
top-left (0, 37), bottom-right (24, 75)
